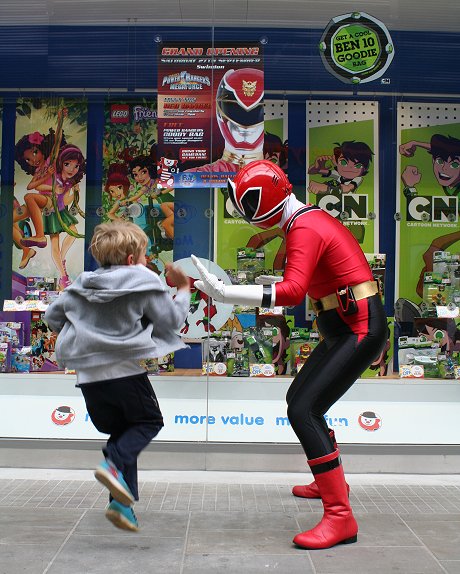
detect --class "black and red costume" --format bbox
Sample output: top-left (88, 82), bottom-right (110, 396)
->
top-left (192, 160), bottom-right (387, 550)
top-left (276, 203), bottom-right (387, 459)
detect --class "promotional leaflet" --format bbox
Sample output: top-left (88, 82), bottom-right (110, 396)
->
top-left (158, 42), bottom-right (264, 188)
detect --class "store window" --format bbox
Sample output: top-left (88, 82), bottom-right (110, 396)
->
top-left (0, 2), bottom-right (459, 445)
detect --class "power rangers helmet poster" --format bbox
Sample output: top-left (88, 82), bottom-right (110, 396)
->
top-left (157, 43), bottom-right (264, 188)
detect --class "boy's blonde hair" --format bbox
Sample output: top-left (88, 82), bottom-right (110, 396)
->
top-left (90, 221), bottom-right (148, 266)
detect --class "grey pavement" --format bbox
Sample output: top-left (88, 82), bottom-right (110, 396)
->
top-left (1, 469), bottom-right (460, 574)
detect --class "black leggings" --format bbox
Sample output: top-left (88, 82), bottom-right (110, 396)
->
top-left (286, 295), bottom-right (387, 460)
top-left (80, 373), bottom-right (164, 500)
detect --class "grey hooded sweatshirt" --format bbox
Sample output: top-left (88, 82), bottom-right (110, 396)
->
top-left (44, 264), bottom-right (190, 370)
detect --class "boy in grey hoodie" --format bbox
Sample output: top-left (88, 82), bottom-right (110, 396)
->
top-left (44, 220), bottom-right (190, 531)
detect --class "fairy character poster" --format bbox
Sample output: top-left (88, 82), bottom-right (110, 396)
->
top-left (396, 102), bottom-right (460, 304)
top-left (306, 100), bottom-right (379, 254)
top-left (101, 101), bottom-right (172, 273)
top-left (12, 98), bottom-right (87, 289)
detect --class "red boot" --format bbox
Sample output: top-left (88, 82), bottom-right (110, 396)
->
top-left (293, 449), bottom-right (358, 549)
top-left (292, 430), bottom-right (350, 499)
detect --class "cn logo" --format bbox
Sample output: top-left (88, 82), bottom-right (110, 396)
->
top-left (111, 105), bottom-right (130, 124)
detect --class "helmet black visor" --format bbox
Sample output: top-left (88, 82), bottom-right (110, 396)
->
top-left (217, 99), bottom-right (264, 128)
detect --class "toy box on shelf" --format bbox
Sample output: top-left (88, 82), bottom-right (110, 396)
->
top-left (289, 328), bottom-right (320, 376)
top-left (256, 309), bottom-right (293, 376)
top-left (202, 332), bottom-right (232, 376)
top-left (394, 250), bottom-right (460, 380)
top-left (2, 276), bottom-right (59, 373)
top-left (201, 315), bottom-right (292, 379)
top-left (420, 251), bottom-right (460, 318)
top-left (245, 326), bottom-right (275, 377)
top-left (236, 247), bottom-right (266, 284)
top-left (0, 342), bottom-right (11, 372)
top-left (397, 335), bottom-right (442, 379)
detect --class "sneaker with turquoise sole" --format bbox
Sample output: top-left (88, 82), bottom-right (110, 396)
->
top-left (105, 500), bottom-right (139, 532)
top-left (94, 460), bottom-right (135, 506)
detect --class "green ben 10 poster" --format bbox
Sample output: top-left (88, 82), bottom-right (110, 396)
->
top-left (306, 100), bottom-right (379, 254)
top-left (396, 103), bottom-right (460, 306)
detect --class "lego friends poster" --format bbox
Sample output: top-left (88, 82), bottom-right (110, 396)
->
top-left (306, 100), bottom-right (379, 254)
top-left (396, 102), bottom-right (460, 304)
top-left (101, 100), bottom-right (173, 271)
top-left (12, 98), bottom-right (87, 290)
top-left (214, 101), bottom-right (288, 271)
top-left (157, 42), bottom-right (264, 188)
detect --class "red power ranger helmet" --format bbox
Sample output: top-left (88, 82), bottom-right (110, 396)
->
top-left (227, 160), bottom-right (292, 229)
top-left (216, 68), bottom-right (264, 151)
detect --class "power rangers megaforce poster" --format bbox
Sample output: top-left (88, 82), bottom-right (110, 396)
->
top-left (157, 42), bottom-right (264, 188)
top-left (396, 102), bottom-right (460, 304)
top-left (101, 100), bottom-right (173, 272)
top-left (12, 98), bottom-right (87, 289)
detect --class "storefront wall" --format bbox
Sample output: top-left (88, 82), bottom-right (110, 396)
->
top-left (1, 6), bottom-right (460, 447)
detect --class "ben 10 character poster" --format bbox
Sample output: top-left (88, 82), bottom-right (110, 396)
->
top-left (306, 100), bottom-right (379, 254)
top-left (12, 98), bottom-right (87, 290)
top-left (215, 100), bottom-right (288, 271)
top-left (396, 102), bottom-right (460, 305)
top-left (102, 100), bottom-right (173, 274)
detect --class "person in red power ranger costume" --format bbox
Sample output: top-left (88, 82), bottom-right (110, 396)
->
top-left (186, 68), bottom-right (264, 173)
top-left (192, 160), bottom-right (387, 550)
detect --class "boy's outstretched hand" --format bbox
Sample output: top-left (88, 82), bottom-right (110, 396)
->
top-left (165, 262), bottom-right (190, 292)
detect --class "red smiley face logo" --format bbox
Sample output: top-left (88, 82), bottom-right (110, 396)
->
top-left (358, 411), bottom-right (382, 432)
top-left (51, 406), bottom-right (75, 426)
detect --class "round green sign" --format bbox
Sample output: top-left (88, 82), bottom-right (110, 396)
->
top-left (332, 24), bottom-right (381, 74)
top-left (319, 12), bottom-right (395, 84)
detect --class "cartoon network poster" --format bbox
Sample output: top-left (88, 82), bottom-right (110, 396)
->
top-left (12, 98), bottom-right (87, 289)
top-left (215, 100), bottom-right (288, 271)
top-left (157, 43), bottom-right (264, 188)
top-left (396, 102), bottom-right (460, 303)
top-left (306, 100), bottom-right (379, 254)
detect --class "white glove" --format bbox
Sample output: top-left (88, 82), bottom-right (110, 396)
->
top-left (191, 254), bottom-right (276, 307)
top-left (191, 254), bottom-right (226, 302)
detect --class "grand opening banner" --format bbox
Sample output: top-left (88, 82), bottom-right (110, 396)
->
top-left (158, 43), bottom-right (264, 188)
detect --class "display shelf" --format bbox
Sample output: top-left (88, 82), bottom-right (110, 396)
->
top-left (1, 371), bottom-right (460, 398)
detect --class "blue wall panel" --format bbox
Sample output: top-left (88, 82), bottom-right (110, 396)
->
top-left (0, 26), bottom-right (458, 95)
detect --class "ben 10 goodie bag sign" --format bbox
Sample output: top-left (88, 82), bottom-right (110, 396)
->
top-left (319, 12), bottom-right (395, 85)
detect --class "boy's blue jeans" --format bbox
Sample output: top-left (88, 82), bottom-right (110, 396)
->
top-left (80, 372), bottom-right (163, 500)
